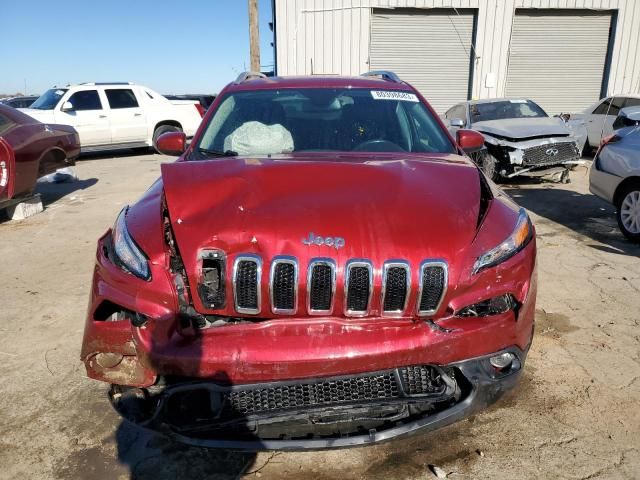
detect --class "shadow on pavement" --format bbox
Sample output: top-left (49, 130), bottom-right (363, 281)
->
top-left (35, 178), bottom-right (98, 205)
top-left (504, 176), bottom-right (640, 257)
top-left (78, 148), bottom-right (154, 161)
top-left (115, 421), bottom-right (255, 479)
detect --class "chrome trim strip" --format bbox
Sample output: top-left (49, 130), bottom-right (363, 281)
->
top-left (307, 258), bottom-right (337, 315)
top-left (344, 259), bottom-right (374, 317)
top-left (233, 254), bottom-right (262, 315)
top-left (416, 259), bottom-right (448, 317)
top-left (381, 260), bottom-right (411, 316)
top-left (269, 256), bottom-right (298, 315)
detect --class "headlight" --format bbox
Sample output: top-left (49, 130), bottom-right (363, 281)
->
top-left (473, 208), bottom-right (533, 274)
top-left (112, 207), bottom-right (150, 280)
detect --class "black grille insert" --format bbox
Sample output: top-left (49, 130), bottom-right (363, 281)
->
top-left (346, 264), bottom-right (371, 313)
top-left (272, 261), bottom-right (296, 311)
top-left (229, 372), bottom-right (401, 415)
top-left (418, 264), bottom-right (446, 314)
top-left (399, 365), bottom-right (447, 395)
top-left (383, 266), bottom-right (408, 312)
top-left (161, 365), bottom-right (453, 426)
top-left (522, 142), bottom-right (578, 166)
top-left (235, 259), bottom-right (259, 312)
top-left (309, 263), bottom-right (334, 312)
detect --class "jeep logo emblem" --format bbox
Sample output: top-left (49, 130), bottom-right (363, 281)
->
top-left (302, 232), bottom-right (345, 249)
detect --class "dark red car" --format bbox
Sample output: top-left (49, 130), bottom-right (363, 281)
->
top-left (0, 104), bottom-right (79, 210)
top-left (81, 72), bottom-right (537, 449)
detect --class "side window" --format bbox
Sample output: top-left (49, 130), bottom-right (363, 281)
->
top-left (446, 104), bottom-right (464, 120)
top-left (593, 99), bottom-right (609, 115)
top-left (105, 89), bottom-right (139, 109)
top-left (623, 97), bottom-right (640, 108)
top-left (593, 98), bottom-right (623, 116)
top-left (0, 112), bottom-right (16, 135)
top-left (454, 105), bottom-right (467, 123)
top-left (67, 90), bottom-right (102, 111)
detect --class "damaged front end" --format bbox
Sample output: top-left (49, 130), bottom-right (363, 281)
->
top-left (81, 157), bottom-right (536, 450)
top-left (481, 133), bottom-right (582, 181)
top-left (108, 348), bottom-right (525, 449)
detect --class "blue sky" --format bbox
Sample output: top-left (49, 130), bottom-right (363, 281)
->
top-left (1, 0), bottom-right (274, 95)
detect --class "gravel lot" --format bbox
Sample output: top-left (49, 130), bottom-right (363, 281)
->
top-left (0, 153), bottom-right (639, 480)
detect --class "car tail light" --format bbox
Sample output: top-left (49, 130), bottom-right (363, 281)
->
top-left (600, 133), bottom-right (620, 148)
top-left (194, 103), bottom-right (205, 118)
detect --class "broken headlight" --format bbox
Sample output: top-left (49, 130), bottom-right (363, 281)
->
top-left (473, 208), bottom-right (533, 274)
top-left (457, 294), bottom-right (517, 317)
top-left (112, 207), bottom-right (150, 280)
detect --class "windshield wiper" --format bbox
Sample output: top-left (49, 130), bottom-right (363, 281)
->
top-left (197, 147), bottom-right (238, 158)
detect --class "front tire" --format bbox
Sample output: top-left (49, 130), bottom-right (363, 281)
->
top-left (616, 185), bottom-right (640, 243)
top-left (471, 150), bottom-right (499, 182)
top-left (152, 125), bottom-right (182, 154)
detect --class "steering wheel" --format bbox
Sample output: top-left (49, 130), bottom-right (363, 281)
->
top-left (352, 139), bottom-right (405, 152)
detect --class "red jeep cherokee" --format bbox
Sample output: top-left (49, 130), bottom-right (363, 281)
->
top-left (81, 72), bottom-right (537, 449)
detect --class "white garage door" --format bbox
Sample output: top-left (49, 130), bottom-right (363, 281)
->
top-left (370, 9), bottom-right (475, 113)
top-left (505, 9), bottom-right (612, 115)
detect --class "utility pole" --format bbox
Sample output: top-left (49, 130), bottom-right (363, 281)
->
top-left (248, 0), bottom-right (260, 72)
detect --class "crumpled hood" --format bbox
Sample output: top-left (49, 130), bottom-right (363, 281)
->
top-left (161, 154), bottom-right (482, 314)
top-left (18, 108), bottom-right (56, 123)
top-left (473, 117), bottom-right (570, 140)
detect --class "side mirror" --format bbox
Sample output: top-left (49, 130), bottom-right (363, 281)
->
top-left (155, 131), bottom-right (186, 156)
top-left (61, 101), bottom-right (74, 112)
top-left (457, 129), bottom-right (484, 154)
top-left (449, 118), bottom-right (466, 128)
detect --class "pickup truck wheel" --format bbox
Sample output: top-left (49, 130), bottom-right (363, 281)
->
top-left (153, 125), bottom-right (182, 153)
top-left (616, 185), bottom-right (640, 243)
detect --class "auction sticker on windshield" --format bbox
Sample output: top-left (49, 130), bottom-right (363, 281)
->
top-left (371, 90), bottom-right (419, 102)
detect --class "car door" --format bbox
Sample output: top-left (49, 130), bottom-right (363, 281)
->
top-left (586, 97), bottom-right (625, 146)
top-left (104, 88), bottom-right (147, 144)
top-left (55, 89), bottom-right (110, 147)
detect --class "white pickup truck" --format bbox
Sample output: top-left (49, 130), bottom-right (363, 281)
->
top-left (19, 82), bottom-right (204, 153)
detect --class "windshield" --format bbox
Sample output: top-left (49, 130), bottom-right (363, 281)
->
top-left (470, 100), bottom-right (547, 123)
top-left (194, 88), bottom-right (455, 157)
top-left (30, 88), bottom-right (68, 110)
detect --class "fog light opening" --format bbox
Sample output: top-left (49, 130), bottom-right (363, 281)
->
top-left (489, 352), bottom-right (515, 370)
top-left (95, 352), bottom-right (124, 369)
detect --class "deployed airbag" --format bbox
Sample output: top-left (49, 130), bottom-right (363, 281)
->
top-left (224, 121), bottom-right (294, 155)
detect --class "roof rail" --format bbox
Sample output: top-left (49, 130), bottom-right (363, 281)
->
top-left (361, 71), bottom-right (402, 83)
top-left (79, 82), bottom-right (134, 86)
top-left (234, 72), bottom-right (267, 84)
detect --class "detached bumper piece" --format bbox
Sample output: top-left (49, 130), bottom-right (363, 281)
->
top-left (110, 347), bottom-right (525, 450)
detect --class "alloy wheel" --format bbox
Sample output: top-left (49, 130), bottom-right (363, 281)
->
top-left (620, 190), bottom-right (640, 234)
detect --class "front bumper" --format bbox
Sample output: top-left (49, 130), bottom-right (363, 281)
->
top-left (110, 346), bottom-right (528, 450)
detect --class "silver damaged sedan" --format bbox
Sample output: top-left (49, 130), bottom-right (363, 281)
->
top-left (590, 106), bottom-right (640, 242)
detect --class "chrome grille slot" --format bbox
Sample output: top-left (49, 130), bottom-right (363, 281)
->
top-left (197, 250), bottom-right (225, 309)
top-left (382, 261), bottom-right (410, 314)
top-left (270, 257), bottom-right (298, 314)
top-left (233, 255), bottom-right (261, 314)
top-left (308, 259), bottom-right (336, 314)
top-left (417, 260), bottom-right (447, 316)
top-left (345, 260), bottom-right (373, 316)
